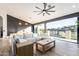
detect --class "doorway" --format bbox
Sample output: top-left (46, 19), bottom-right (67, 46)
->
top-left (0, 16), bottom-right (3, 38)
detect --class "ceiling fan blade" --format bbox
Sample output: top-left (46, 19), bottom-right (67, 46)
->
top-left (45, 11), bottom-right (50, 15)
top-left (43, 3), bottom-right (47, 10)
top-left (46, 5), bottom-right (55, 11)
top-left (37, 11), bottom-right (43, 15)
top-left (33, 11), bottom-right (41, 12)
top-left (35, 6), bottom-right (42, 10)
top-left (47, 11), bottom-right (55, 12)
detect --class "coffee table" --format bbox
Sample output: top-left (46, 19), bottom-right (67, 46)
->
top-left (36, 39), bottom-right (55, 53)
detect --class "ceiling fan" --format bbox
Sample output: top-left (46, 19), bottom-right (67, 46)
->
top-left (34, 3), bottom-right (55, 16)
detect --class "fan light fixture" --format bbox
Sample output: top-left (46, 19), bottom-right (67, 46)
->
top-left (25, 23), bottom-right (28, 25)
top-left (19, 22), bottom-right (22, 25)
top-left (34, 3), bottom-right (55, 16)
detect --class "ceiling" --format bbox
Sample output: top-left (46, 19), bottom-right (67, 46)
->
top-left (0, 3), bottom-right (79, 24)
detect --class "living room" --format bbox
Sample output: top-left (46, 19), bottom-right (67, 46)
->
top-left (0, 3), bottom-right (79, 56)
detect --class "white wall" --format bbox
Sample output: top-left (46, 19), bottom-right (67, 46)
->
top-left (0, 16), bottom-right (2, 27)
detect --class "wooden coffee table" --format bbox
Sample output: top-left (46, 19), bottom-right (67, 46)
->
top-left (36, 39), bottom-right (55, 53)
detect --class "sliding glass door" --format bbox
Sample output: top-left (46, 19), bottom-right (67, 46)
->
top-left (46, 17), bottom-right (77, 43)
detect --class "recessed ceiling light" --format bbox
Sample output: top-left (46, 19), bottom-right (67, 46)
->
top-left (72, 5), bottom-right (76, 8)
top-left (25, 23), bottom-right (28, 25)
top-left (19, 22), bottom-right (22, 25)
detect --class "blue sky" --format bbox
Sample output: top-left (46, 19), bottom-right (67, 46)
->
top-left (46, 17), bottom-right (77, 29)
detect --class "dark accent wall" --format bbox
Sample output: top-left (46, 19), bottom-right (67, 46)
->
top-left (7, 15), bottom-right (32, 36)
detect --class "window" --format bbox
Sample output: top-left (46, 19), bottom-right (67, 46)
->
top-left (34, 23), bottom-right (45, 34)
top-left (46, 17), bottom-right (77, 42)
